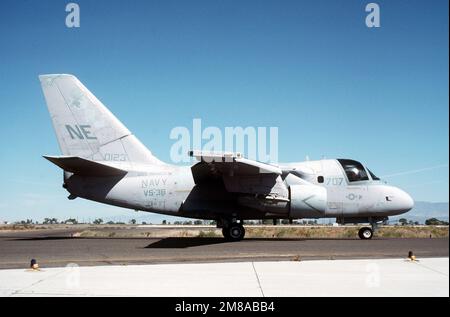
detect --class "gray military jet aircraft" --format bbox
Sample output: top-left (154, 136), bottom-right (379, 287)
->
top-left (39, 74), bottom-right (414, 241)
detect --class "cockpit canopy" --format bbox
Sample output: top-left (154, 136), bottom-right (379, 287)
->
top-left (337, 159), bottom-right (380, 182)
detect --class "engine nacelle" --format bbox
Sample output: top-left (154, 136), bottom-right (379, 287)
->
top-left (289, 184), bottom-right (327, 218)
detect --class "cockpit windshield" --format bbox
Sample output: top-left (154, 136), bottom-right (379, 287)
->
top-left (368, 169), bottom-right (380, 181)
top-left (337, 159), bottom-right (369, 182)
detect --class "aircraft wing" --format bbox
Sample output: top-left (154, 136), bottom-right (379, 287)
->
top-left (190, 151), bottom-right (286, 196)
top-left (43, 155), bottom-right (128, 177)
top-left (190, 151), bottom-right (281, 179)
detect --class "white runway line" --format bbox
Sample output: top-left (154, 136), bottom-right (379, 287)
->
top-left (0, 258), bottom-right (448, 297)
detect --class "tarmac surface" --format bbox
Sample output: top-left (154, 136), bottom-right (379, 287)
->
top-left (0, 228), bottom-right (448, 269)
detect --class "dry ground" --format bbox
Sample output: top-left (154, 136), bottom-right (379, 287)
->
top-left (1, 224), bottom-right (447, 239)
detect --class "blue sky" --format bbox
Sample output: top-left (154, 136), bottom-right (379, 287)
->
top-left (0, 0), bottom-right (448, 223)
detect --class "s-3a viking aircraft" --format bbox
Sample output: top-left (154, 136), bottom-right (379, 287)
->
top-left (39, 74), bottom-right (414, 241)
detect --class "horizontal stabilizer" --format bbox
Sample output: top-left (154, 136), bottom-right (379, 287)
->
top-left (43, 156), bottom-right (127, 177)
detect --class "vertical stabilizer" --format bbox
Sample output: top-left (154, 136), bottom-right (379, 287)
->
top-left (39, 74), bottom-right (163, 165)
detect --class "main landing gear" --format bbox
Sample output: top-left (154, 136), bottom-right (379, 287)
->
top-left (219, 220), bottom-right (246, 241)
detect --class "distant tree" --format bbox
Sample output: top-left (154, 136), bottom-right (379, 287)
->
top-left (43, 218), bottom-right (59, 224)
top-left (183, 221), bottom-right (193, 225)
top-left (64, 218), bottom-right (78, 224)
top-left (19, 219), bottom-right (34, 225)
top-left (425, 218), bottom-right (449, 226)
top-left (398, 218), bottom-right (408, 226)
top-left (162, 220), bottom-right (167, 225)
top-left (107, 221), bottom-right (115, 225)
top-left (130, 219), bottom-right (136, 225)
top-left (194, 220), bottom-right (203, 225)
top-left (281, 219), bottom-right (290, 225)
top-left (174, 221), bottom-right (182, 225)
top-left (93, 218), bottom-right (103, 225)
top-left (141, 222), bottom-right (147, 225)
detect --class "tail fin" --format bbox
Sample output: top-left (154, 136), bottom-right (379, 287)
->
top-left (39, 74), bottom-right (163, 165)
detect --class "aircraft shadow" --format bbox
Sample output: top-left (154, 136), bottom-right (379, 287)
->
top-left (145, 237), bottom-right (228, 248)
top-left (144, 237), bottom-right (358, 248)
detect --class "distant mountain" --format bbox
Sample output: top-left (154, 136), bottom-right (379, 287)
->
top-left (390, 201), bottom-right (449, 223)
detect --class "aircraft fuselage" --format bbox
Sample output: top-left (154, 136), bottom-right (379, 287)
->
top-left (64, 158), bottom-right (414, 223)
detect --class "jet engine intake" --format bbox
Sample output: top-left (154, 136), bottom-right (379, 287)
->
top-left (289, 184), bottom-right (327, 218)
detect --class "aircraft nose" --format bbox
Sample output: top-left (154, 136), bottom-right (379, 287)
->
top-left (398, 189), bottom-right (414, 212)
top-left (386, 187), bottom-right (414, 214)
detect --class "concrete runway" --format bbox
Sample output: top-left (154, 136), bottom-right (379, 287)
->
top-left (1, 258), bottom-right (448, 296)
top-left (0, 229), bottom-right (448, 269)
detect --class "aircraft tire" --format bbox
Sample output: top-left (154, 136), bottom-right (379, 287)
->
top-left (224, 223), bottom-right (245, 241)
top-left (358, 227), bottom-right (373, 240)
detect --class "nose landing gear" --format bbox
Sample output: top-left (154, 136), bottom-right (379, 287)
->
top-left (358, 227), bottom-right (373, 239)
top-left (358, 220), bottom-right (379, 240)
top-left (338, 217), bottom-right (387, 240)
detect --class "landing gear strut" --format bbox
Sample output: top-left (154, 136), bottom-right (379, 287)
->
top-left (219, 220), bottom-right (246, 241)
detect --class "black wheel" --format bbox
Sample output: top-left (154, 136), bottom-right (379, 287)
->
top-left (224, 223), bottom-right (245, 241)
top-left (358, 227), bottom-right (373, 240)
